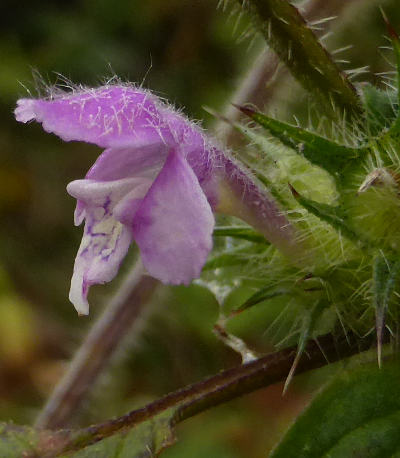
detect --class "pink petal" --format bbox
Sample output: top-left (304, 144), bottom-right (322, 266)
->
top-left (132, 149), bottom-right (214, 284)
top-left (15, 86), bottom-right (175, 148)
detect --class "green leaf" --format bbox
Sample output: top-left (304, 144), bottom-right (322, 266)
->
top-left (324, 410), bottom-right (400, 457)
top-left (237, 106), bottom-right (363, 178)
top-left (237, 0), bottom-right (361, 116)
top-left (0, 411), bottom-right (177, 457)
top-left (213, 226), bottom-right (269, 244)
top-left (372, 253), bottom-right (400, 366)
top-left (271, 359), bottom-right (400, 458)
top-left (0, 423), bottom-right (39, 457)
top-left (65, 409), bottom-right (176, 458)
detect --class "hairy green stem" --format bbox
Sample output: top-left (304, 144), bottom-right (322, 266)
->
top-left (237, 0), bottom-right (362, 116)
top-left (216, 0), bottom-right (364, 144)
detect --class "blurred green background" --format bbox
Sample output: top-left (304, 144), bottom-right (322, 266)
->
top-left (2, 0), bottom-right (400, 456)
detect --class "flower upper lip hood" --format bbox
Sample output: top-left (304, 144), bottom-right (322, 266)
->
top-left (15, 84), bottom-right (301, 315)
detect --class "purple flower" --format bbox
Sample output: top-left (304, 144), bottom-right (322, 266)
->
top-left (15, 85), bottom-right (299, 315)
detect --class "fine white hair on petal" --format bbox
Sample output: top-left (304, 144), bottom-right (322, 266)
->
top-left (14, 99), bottom-right (37, 123)
top-left (15, 83), bottom-right (249, 314)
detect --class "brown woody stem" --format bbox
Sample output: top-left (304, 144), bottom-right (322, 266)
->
top-left (52, 330), bottom-right (377, 455)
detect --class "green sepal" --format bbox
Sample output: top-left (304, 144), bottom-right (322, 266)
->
top-left (204, 246), bottom-right (254, 271)
top-left (283, 299), bottom-right (327, 394)
top-left (213, 226), bottom-right (269, 244)
top-left (372, 252), bottom-right (400, 366)
top-left (237, 106), bottom-right (364, 178)
top-left (232, 286), bottom-right (290, 315)
top-left (288, 184), bottom-right (362, 246)
top-left (229, 123), bottom-right (293, 208)
top-left (248, 164), bottom-right (290, 208)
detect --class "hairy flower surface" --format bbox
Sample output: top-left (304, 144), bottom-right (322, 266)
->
top-left (15, 85), bottom-right (299, 315)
